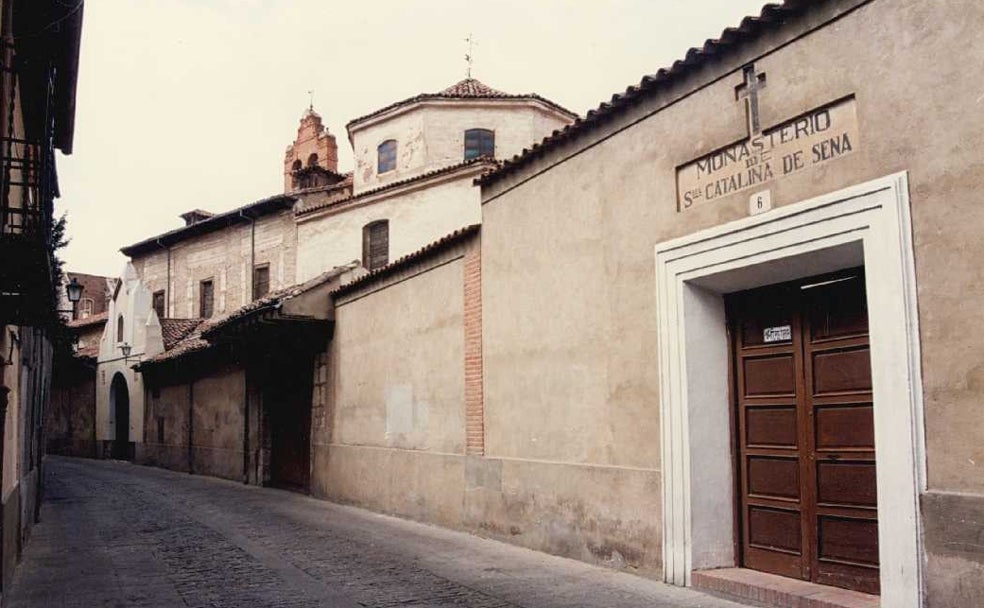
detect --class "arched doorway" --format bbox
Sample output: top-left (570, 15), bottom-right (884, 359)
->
top-left (109, 373), bottom-right (131, 460)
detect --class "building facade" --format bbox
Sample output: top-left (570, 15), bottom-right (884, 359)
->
top-left (58, 3), bottom-right (984, 605)
top-left (0, 0), bottom-right (83, 597)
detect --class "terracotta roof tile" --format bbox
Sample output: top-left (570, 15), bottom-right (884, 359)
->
top-left (66, 311), bottom-right (107, 329)
top-left (139, 265), bottom-right (357, 367)
top-left (159, 318), bottom-right (204, 351)
top-left (347, 78), bottom-right (577, 130)
top-left (73, 344), bottom-right (99, 360)
top-left (478, 1), bottom-right (806, 187)
top-left (332, 225), bottom-right (480, 298)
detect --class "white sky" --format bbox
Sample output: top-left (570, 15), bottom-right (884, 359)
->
top-left (56, 0), bottom-right (768, 277)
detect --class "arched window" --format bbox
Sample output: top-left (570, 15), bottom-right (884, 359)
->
top-left (307, 152), bottom-right (318, 167)
top-left (464, 129), bottom-right (494, 160)
top-left (291, 159), bottom-right (302, 172)
top-left (117, 315), bottom-right (124, 343)
top-left (377, 140), bottom-right (397, 174)
top-left (362, 220), bottom-right (389, 271)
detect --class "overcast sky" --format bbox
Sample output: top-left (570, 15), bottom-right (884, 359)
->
top-left (56, 0), bottom-right (768, 277)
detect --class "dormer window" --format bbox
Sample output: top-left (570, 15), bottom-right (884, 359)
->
top-left (377, 140), bottom-right (397, 174)
top-left (464, 129), bottom-right (494, 160)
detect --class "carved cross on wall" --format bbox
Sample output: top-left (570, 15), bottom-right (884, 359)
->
top-left (735, 64), bottom-right (767, 137)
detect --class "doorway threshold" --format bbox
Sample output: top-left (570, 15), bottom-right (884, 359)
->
top-left (692, 568), bottom-right (879, 608)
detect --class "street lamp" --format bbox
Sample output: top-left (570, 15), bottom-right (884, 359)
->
top-left (64, 277), bottom-right (84, 305)
top-left (59, 277), bottom-right (85, 317)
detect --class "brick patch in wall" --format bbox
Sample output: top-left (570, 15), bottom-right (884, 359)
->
top-left (692, 568), bottom-right (879, 608)
top-left (463, 239), bottom-right (484, 456)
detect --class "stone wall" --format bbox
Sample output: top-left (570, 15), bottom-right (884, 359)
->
top-left (132, 209), bottom-right (297, 319)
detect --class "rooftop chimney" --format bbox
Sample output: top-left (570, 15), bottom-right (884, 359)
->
top-left (179, 209), bottom-right (215, 226)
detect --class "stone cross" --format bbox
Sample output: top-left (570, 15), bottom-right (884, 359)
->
top-left (735, 64), bottom-right (767, 137)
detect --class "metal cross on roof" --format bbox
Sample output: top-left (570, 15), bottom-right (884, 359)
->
top-left (735, 64), bottom-right (767, 137)
top-left (307, 89), bottom-right (314, 111)
top-left (464, 33), bottom-right (475, 79)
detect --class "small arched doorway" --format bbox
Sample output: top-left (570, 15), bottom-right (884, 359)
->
top-left (109, 373), bottom-right (131, 460)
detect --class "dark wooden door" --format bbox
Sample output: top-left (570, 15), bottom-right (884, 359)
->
top-left (728, 270), bottom-right (879, 594)
top-left (267, 361), bottom-right (312, 492)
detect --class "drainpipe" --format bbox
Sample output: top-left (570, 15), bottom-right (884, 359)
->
top-left (242, 371), bottom-right (249, 484)
top-left (156, 239), bottom-right (171, 317)
top-left (238, 210), bottom-right (256, 485)
top-left (187, 380), bottom-right (194, 474)
top-left (239, 210), bottom-right (256, 301)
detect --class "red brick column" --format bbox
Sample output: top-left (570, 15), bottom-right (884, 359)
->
top-left (463, 238), bottom-right (484, 455)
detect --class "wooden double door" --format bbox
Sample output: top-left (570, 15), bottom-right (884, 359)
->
top-left (727, 270), bottom-right (879, 594)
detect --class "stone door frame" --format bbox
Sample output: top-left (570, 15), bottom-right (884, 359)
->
top-left (654, 172), bottom-right (924, 607)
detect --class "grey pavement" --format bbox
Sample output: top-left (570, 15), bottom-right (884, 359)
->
top-left (7, 457), bottom-right (751, 608)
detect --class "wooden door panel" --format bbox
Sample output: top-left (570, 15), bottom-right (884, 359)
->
top-left (748, 456), bottom-right (800, 500)
top-left (815, 404), bottom-right (874, 450)
top-left (747, 506), bottom-right (803, 554)
top-left (745, 406), bottom-right (798, 448)
top-left (812, 348), bottom-right (872, 394)
top-left (817, 461), bottom-right (878, 507)
top-left (818, 516), bottom-right (879, 565)
top-left (743, 355), bottom-right (797, 396)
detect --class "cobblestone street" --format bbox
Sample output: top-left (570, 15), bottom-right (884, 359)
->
top-left (7, 457), bottom-right (750, 608)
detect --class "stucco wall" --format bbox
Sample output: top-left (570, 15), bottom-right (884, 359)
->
top-left (47, 372), bottom-right (96, 458)
top-left (139, 382), bottom-right (191, 473)
top-left (480, 0), bottom-right (984, 598)
top-left (295, 174), bottom-right (481, 282)
top-left (131, 209), bottom-right (297, 319)
top-left (350, 101), bottom-right (572, 193)
top-left (314, 254), bottom-right (467, 526)
top-left (138, 367), bottom-right (244, 482)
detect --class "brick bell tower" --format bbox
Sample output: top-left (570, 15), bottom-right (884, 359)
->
top-left (283, 106), bottom-right (339, 193)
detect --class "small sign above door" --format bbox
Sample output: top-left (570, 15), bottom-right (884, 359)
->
top-left (763, 325), bottom-right (792, 343)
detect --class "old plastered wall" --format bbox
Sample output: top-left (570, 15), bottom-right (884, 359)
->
top-left (481, 0), bottom-right (984, 600)
top-left (314, 242), bottom-right (470, 528)
top-left (138, 367), bottom-right (244, 482)
top-left (132, 209), bottom-right (297, 319)
top-left (139, 382), bottom-right (191, 473)
top-left (349, 101), bottom-right (572, 194)
top-left (295, 173), bottom-right (481, 282)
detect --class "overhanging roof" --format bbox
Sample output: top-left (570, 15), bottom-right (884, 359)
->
top-left (120, 194), bottom-right (296, 257)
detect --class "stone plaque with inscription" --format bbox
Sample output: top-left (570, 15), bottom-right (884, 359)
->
top-left (677, 97), bottom-right (859, 211)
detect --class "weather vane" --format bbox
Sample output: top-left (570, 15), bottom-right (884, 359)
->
top-left (307, 89), bottom-right (314, 111)
top-left (464, 34), bottom-right (476, 79)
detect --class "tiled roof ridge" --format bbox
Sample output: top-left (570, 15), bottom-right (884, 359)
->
top-left (346, 78), bottom-right (577, 129)
top-left (479, 0), bottom-right (808, 187)
top-left (296, 157), bottom-right (499, 218)
top-left (331, 225), bottom-right (480, 298)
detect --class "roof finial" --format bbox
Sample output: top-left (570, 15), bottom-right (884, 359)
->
top-left (307, 89), bottom-right (314, 111)
top-left (464, 33), bottom-right (475, 79)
